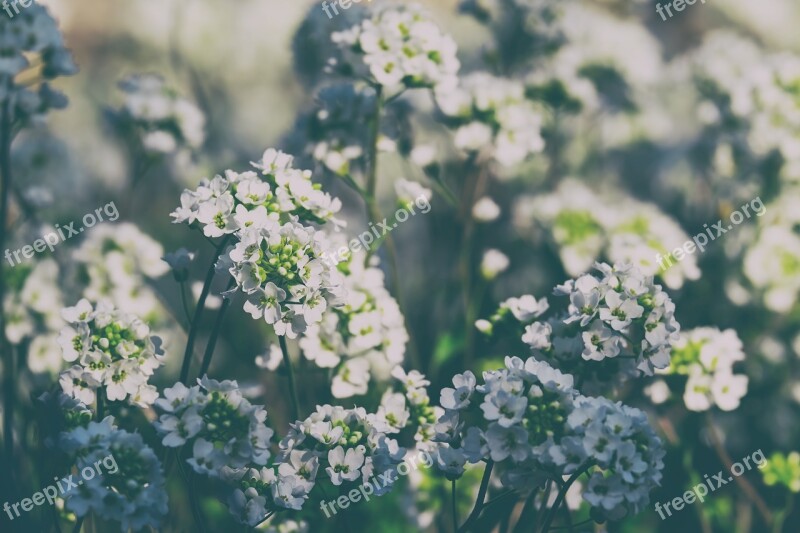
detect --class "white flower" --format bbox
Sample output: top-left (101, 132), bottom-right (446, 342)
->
top-left (600, 291), bottom-right (644, 331)
top-left (395, 179), bottom-right (432, 206)
top-left (472, 197), bottom-right (501, 222)
top-left (480, 249), bottom-right (510, 280)
top-left (436, 446), bottom-right (467, 478)
top-left (331, 357), bottom-right (371, 398)
top-left (243, 282), bottom-right (286, 324)
top-left (481, 391), bottom-right (528, 427)
top-left (440, 371), bottom-right (476, 410)
top-left (711, 372), bottom-right (748, 411)
top-left (255, 344), bottom-right (283, 371)
top-left (326, 446), bottom-right (365, 485)
top-left (485, 423), bottom-right (529, 462)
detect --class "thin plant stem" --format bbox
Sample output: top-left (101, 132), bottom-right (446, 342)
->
top-left (176, 449), bottom-right (207, 532)
top-left (178, 280), bottom-right (194, 327)
top-left (72, 516), bottom-right (86, 533)
top-left (0, 99), bottom-right (16, 502)
top-left (705, 413), bottom-right (773, 526)
top-left (540, 461), bottom-right (595, 533)
top-left (772, 492), bottom-right (794, 533)
top-left (179, 235), bottom-right (231, 384)
top-left (96, 390), bottom-right (105, 420)
top-left (365, 85), bottom-right (383, 214)
top-left (457, 460), bottom-right (494, 532)
top-left (513, 481), bottom-right (548, 533)
top-left (198, 283), bottom-right (234, 378)
top-left (359, 86), bottom-right (422, 369)
top-left (452, 479), bottom-right (458, 532)
top-left (279, 335), bottom-right (300, 421)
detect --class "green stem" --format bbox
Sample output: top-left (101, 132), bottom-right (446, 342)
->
top-left (0, 99), bottom-right (16, 497)
top-left (772, 492), bottom-right (794, 533)
top-left (179, 235), bottom-right (231, 384)
top-left (198, 283), bottom-right (233, 378)
top-left (72, 516), bottom-right (85, 533)
top-left (457, 460), bottom-right (494, 532)
top-left (540, 462), bottom-right (595, 533)
top-left (279, 335), bottom-right (300, 421)
top-left (178, 280), bottom-right (194, 327)
top-left (366, 85), bottom-right (383, 214)
top-left (452, 479), bottom-right (458, 532)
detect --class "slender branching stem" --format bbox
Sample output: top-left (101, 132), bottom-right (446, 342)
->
top-left (279, 335), bottom-right (301, 421)
top-left (179, 235), bottom-right (231, 384)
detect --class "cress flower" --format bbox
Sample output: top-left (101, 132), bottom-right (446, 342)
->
top-left (300, 248), bottom-right (408, 395)
top-left (481, 263), bottom-right (680, 385)
top-left (2, 257), bottom-right (63, 345)
top-left (279, 404), bottom-right (405, 494)
top-left (171, 148), bottom-right (344, 236)
top-left (114, 74), bottom-right (206, 154)
top-left (331, 5), bottom-right (460, 91)
top-left (513, 180), bottom-right (700, 289)
top-left (432, 356), bottom-right (665, 520)
top-left (73, 223), bottom-right (170, 322)
top-left (658, 327), bottom-right (749, 412)
top-left (59, 417), bottom-right (168, 531)
top-left (226, 221), bottom-right (346, 337)
top-left (57, 299), bottom-right (164, 407)
top-left (154, 377), bottom-right (274, 477)
top-left (435, 72), bottom-right (545, 168)
top-left (369, 367), bottom-right (440, 448)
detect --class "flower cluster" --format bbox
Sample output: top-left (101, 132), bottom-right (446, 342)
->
top-left (740, 191), bottom-right (800, 313)
top-left (114, 74), bottom-right (206, 154)
top-left (171, 149), bottom-right (346, 336)
top-left (73, 223), bottom-right (170, 321)
top-left (278, 404), bottom-right (405, 493)
top-left (435, 72), bottom-right (545, 168)
top-left (513, 180), bottom-right (701, 289)
top-left (481, 263), bottom-right (680, 381)
top-left (171, 148), bottom-right (343, 236)
top-left (653, 327), bottom-right (748, 412)
top-left (3, 258), bottom-right (63, 348)
top-left (331, 5), bottom-right (460, 91)
top-left (154, 377), bottom-right (274, 477)
top-left (369, 367), bottom-right (440, 449)
top-left (554, 262), bottom-right (680, 375)
top-left (57, 299), bottom-right (165, 407)
top-left (222, 460), bottom-right (315, 525)
top-left (299, 250), bottom-right (408, 397)
top-left (0, 3), bottom-right (77, 123)
top-left (59, 417), bottom-right (168, 531)
top-left (680, 32), bottom-right (800, 188)
top-left (432, 356), bottom-right (665, 520)
top-left (225, 221), bottom-right (346, 338)
top-left (559, 395), bottom-right (665, 520)
top-left (761, 451), bottom-right (800, 493)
